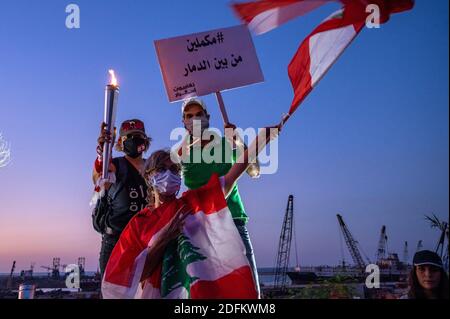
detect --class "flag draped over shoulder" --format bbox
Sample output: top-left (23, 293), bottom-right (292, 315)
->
top-left (232, 0), bottom-right (414, 118)
top-left (102, 174), bottom-right (257, 299)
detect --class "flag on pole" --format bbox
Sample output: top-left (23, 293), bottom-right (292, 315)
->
top-left (102, 174), bottom-right (258, 299)
top-left (288, 9), bottom-right (365, 113)
top-left (232, 0), bottom-right (414, 35)
top-left (288, 0), bottom-right (414, 113)
top-left (232, 0), bottom-right (336, 34)
top-left (232, 0), bottom-right (414, 119)
top-left (232, 0), bottom-right (335, 35)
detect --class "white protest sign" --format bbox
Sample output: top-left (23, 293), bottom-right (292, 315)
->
top-left (155, 25), bottom-right (264, 102)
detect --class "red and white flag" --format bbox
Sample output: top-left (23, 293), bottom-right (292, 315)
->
top-left (233, 0), bottom-right (414, 117)
top-left (232, 0), bottom-right (414, 35)
top-left (288, 9), bottom-right (365, 113)
top-left (288, 0), bottom-right (414, 113)
top-left (232, 0), bottom-right (336, 35)
top-left (102, 174), bottom-right (258, 299)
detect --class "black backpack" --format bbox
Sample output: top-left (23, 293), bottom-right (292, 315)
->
top-left (91, 157), bottom-right (129, 234)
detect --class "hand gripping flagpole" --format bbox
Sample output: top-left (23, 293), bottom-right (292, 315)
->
top-left (215, 91), bottom-right (261, 178)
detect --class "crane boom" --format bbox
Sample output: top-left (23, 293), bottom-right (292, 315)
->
top-left (376, 225), bottom-right (387, 263)
top-left (337, 214), bottom-right (366, 270)
top-left (416, 240), bottom-right (423, 252)
top-left (274, 195), bottom-right (294, 291)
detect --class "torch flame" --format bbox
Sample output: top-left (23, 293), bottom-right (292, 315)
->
top-left (108, 69), bottom-right (118, 87)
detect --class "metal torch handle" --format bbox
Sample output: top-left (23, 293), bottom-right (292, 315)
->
top-left (102, 87), bottom-right (119, 179)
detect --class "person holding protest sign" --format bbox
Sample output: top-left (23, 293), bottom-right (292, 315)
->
top-left (102, 124), bottom-right (280, 299)
top-left (92, 119), bottom-right (151, 278)
top-left (174, 97), bottom-right (261, 297)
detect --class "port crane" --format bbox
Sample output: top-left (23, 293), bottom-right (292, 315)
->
top-left (403, 241), bottom-right (409, 265)
top-left (435, 222), bottom-right (449, 271)
top-left (6, 261), bottom-right (16, 289)
top-left (20, 262), bottom-right (35, 279)
top-left (40, 257), bottom-right (61, 278)
top-left (336, 214), bottom-right (370, 270)
top-left (78, 257), bottom-right (86, 275)
top-left (376, 225), bottom-right (388, 263)
top-left (274, 195), bottom-right (297, 291)
top-left (416, 240), bottom-right (423, 252)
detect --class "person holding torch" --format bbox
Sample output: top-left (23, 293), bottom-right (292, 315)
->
top-left (93, 119), bottom-right (152, 278)
top-left (92, 70), bottom-right (152, 278)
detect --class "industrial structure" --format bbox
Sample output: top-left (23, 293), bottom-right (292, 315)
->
top-left (435, 221), bottom-right (449, 271)
top-left (41, 257), bottom-right (61, 279)
top-left (403, 241), bottom-right (409, 265)
top-left (376, 226), bottom-right (388, 263)
top-left (273, 195), bottom-right (295, 292)
top-left (336, 214), bottom-right (369, 270)
top-left (416, 240), bottom-right (423, 252)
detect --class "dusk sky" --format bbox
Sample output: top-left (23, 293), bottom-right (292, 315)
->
top-left (0, 0), bottom-right (448, 273)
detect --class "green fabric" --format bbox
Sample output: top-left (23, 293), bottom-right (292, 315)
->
top-left (181, 134), bottom-right (248, 223)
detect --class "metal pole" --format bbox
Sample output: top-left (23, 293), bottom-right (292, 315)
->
top-left (215, 91), bottom-right (230, 125)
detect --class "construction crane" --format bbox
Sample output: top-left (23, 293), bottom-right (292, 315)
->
top-left (41, 257), bottom-right (61, 278)
top-left (376, 225), bottom-right (387, 263)
top-left (435, 222), bottom-right (448, 256)
top-left (416, 240), bottom-right (423, 252)
top-left (20, 262), bottom-right (35, 279)
top-left (435, 222), bottom-right (449, 271)
top-left (273, 195), bottom-right (295, 291)
top-left (40, 265), bottom-right (53, 276)
top-left (336, 214), bottom-right (368, 270)
top-left (6, 261), bottom-right (16, 289)
top-left (403, 241), bottom-right (409, 265)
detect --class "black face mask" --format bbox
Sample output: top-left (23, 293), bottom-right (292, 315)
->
top-left (123, 137), bottom-right (146, 159)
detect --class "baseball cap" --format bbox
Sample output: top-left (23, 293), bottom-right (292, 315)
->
top-left (181, 97), bottom-right (207, 114)
top-left (413, 250), bottom-right (444, 269)
top-left (119, 119), bottom-right (146, 137)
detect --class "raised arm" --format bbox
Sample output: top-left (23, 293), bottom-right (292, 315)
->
top-left (223, 125), bottom-right (281, 197)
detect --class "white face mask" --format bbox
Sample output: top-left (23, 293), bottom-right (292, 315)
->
top-left (150, 170), bottom-right (181, 196)
top-left (185, 115), bottom-right (209, 135)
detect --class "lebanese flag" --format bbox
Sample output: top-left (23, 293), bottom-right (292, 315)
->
top-left (287, 0), bottom-right (414, 113)
top-left (102, 174), bottom-right (257, 299)
top-left (340, 0), bottom-right (415, 24)
top-left (288, 9), bottom-right (365, 113)
top-left (232, 0), bottom-right (336, 35)
top-left (232, 0), bottom-right (414, 35)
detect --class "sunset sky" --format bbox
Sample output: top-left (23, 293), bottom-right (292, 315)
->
top-left (0, 0), bottom-right (448, 273)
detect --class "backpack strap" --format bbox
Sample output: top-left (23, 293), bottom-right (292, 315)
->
top-left (108, 157), bottom-right (129, 201)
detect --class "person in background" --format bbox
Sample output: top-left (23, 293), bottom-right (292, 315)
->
top-left (401, 250), bottom-right (449, 299)
top-left (93, 119), bottom-right (151, 277)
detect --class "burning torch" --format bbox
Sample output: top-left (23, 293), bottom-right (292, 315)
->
top-left (102, 70), bottom-right (119, 179)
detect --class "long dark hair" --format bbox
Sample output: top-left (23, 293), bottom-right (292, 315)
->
top-left (407, 266), bottom-right (449, 299)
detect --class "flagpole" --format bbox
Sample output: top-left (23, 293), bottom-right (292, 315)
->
top-left (215, 91), bottom-right (230, 125)
top-left (215, 91), bottom-right (261, 178)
